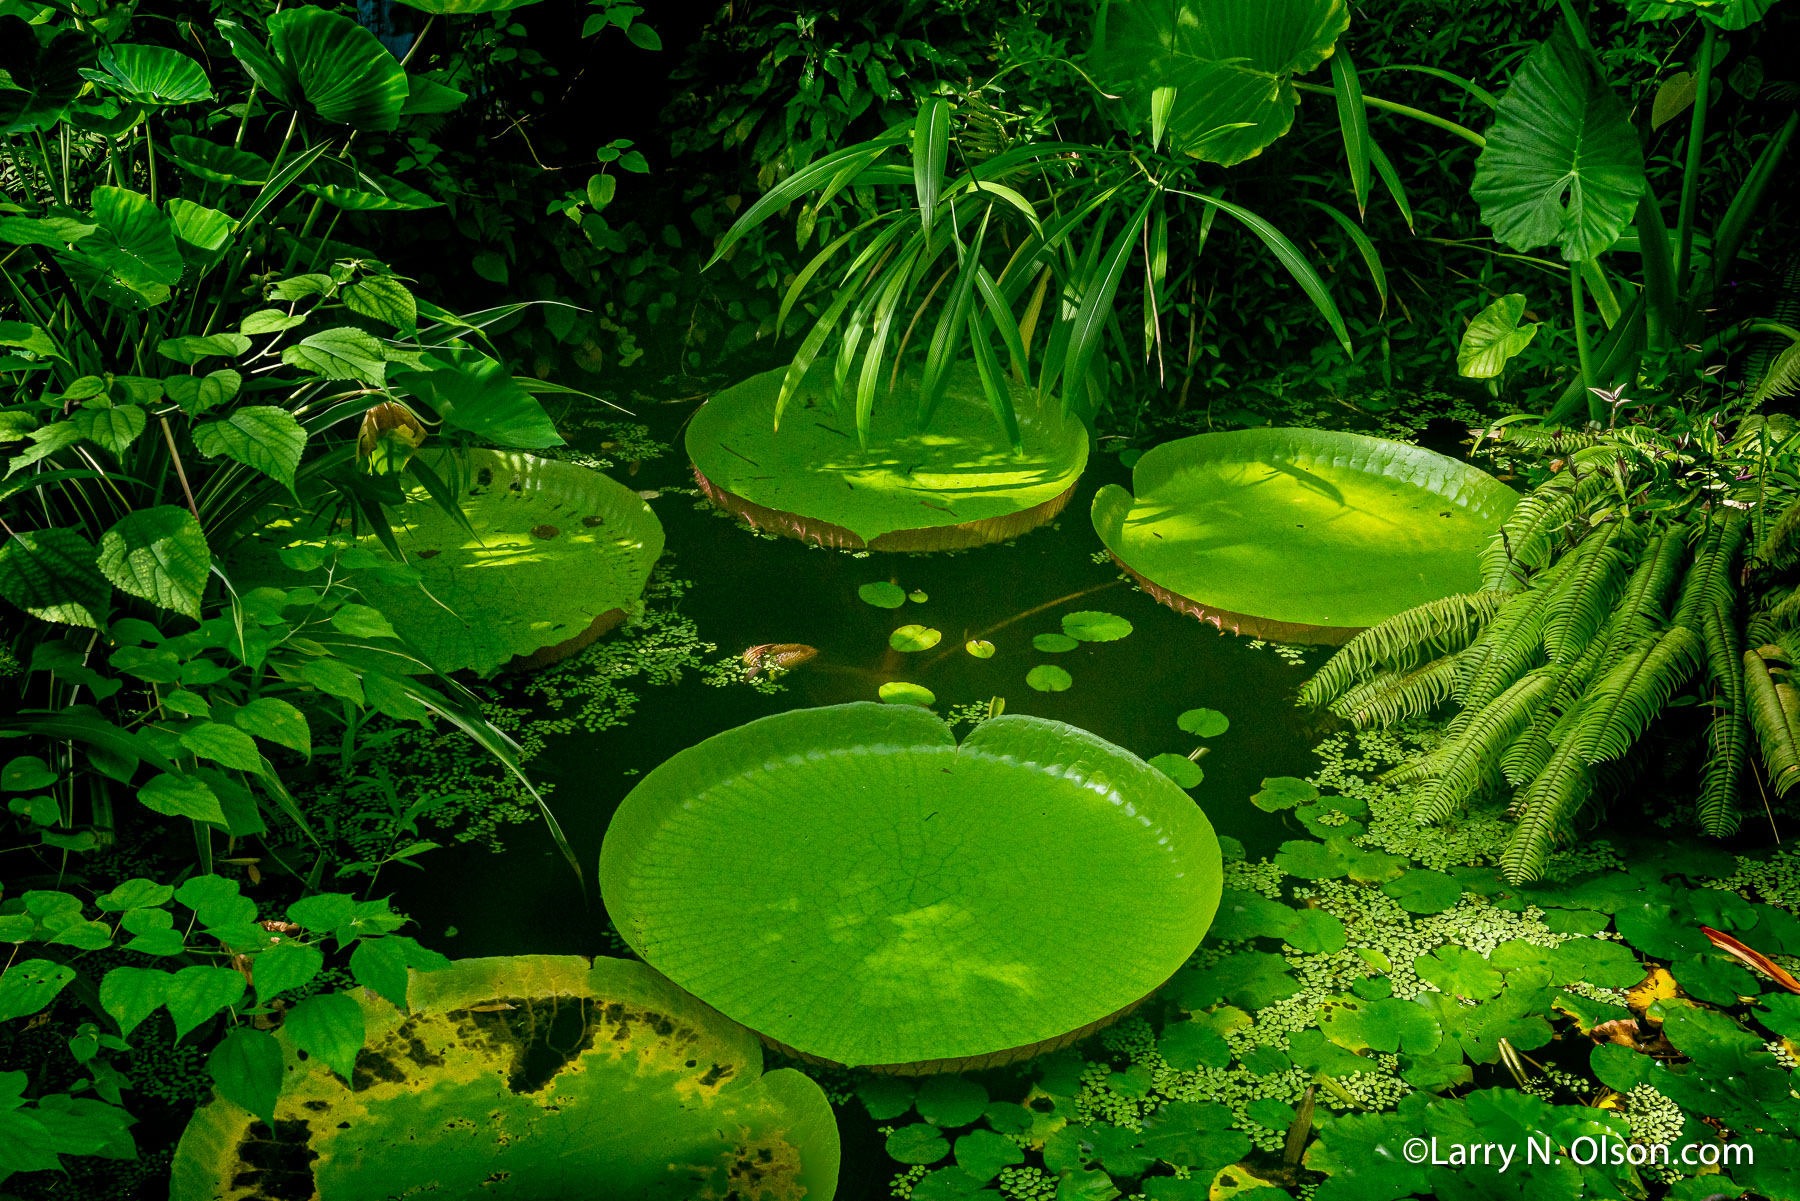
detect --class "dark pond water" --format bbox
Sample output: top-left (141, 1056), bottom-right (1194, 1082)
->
top-left (389, 383), bottom-right (1352, 1198)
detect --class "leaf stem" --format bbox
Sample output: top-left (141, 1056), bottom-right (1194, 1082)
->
top-left (1674, 23), bottom-right (1716, 299)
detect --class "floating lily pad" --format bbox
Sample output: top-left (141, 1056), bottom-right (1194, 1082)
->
top-left (1382, 869), bottom-right (1464, 914)
top-left (909, 590), bottom-right (929, 603)
top-left (600, 704), bottom-right (1223, 1070)
top-left (1177, 709), bottom-right (1229, 737)
top-left (1091, 429), bottom-right (1517, 643)
top-left (1032, 633), bottom-right (1080, 653)
top-left (1062, 611), bottom-right (1132, 642)
top-left (169, 955), bottom-right (839, 1200)
top-left (860, 582), bottom-right (908, 608)
top-left (353, 450), bottom-right (662, 675)
top-left (964, 640), bottom-right (995, 659)
top-left (1149, 752), bottom-right (1204, 789)
top-left (688, 363), bottom-right (1088, 551)
top-left (1252, 777), bottom-right (1320, 811)
top-left (1026, 665), bottom-right (1073, 693)
top-left (879, 681), bottom-right (937, 707)
top-left (890, 625), bottom-right (943, 652)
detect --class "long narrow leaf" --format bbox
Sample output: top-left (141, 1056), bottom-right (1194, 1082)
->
top-left (912, 98), bottom-right (951, 236)
top-left (968, 310), bottom-right (1021, 450)
top-left (919, 209), bottom-right (993, 428)
top-left (1331, 49), bottom-right (1372, 216)
top-left (1368, 137), bottom-right (1414, 232)
top-left (1300, 199), bottom-right (1387, 317)
top-left (855, 252), bottom-right (918, 447)
top-left (1060, 195), bottom-right (1153, 418)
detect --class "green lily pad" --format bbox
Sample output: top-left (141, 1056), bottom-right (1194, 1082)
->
top-left (1209, 890), bottom-right (1298, 942)
top-left (890, 624), bottom-right (943, 652)
top-left (1026, 665), bottom-right (1073, 693)
top-left (1285, 908), bottom-right (1347, 955)
top-left (860, 581), bottom-right (907, 608)
top-left (964, 640), bottom-right (995, 659)
top-left (1318, 994), bottom-right (1442, 1055)
top-left (1381, 869), bottom-right (1464, 914)
top-left (1174, 951), bottom-right (1299, 1010)
top-left (1032, 633), bottom-right (1080, 653)
top-left (856, 1075), bottom-right (916, 1120)
top-left (1149, 753), bottom-right (1204, 789)
top-left (1252, 776), bottom-right (1319, 811)
top-left (600, 704), bottom-right (1222, 1070)
top-left (168, 955), bottom-right (839, 1200)
top-left (916, 1076), bottom-right (988, 1128)
top-left (1092, 429), bottom-right (1517, 642)
top-left (1413, 946), bottom-right (1503, 999)
top-left (349, 449), bottom-right (663, 675)
top-left (688, 363), bottom-right (1088, 550)
top-left (1176, 708), bottom-right (1229, 737)
top-left (878, 681), bottom-right (936, 707)
top-left (887, 1123), bottom-right (950, 1165)
top-left (909, 590), bottom-right (929, 603)
top-left (1062, 611), bottom-right (1132, 642)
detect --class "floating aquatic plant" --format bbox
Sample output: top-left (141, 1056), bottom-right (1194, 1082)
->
top-left (1091, 429), bottom-right (1517, 643)
top-left (600, 703), bottom-right (1223, 1071)
top-left (170, 956), bottom-right (839, 1200)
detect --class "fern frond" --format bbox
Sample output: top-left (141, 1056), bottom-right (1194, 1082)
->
top-left (1333, 655), bottom-right (1461, 728)
top-left (1378, 752), bottom-right (1442, 788)
top-left (1774, 627), bottom-right (1800, 666)
top-left (1602, 529), bottom-right (1685, 659)
top-left (1488, 425), bottom-right (1602, 453)
top-left (1560, 626), bottom-right (1703, 763)
top-left (1745, 647), bottom-right (1800, 796)
top-left (1481, 486), bottom-right (1575, 589)
top-left (1452, 583), bottom-right (1556, 729)
top-left (1756, 496), bottom-right (1800, 570)
top-left (1501, 730), bottom-right (1554, 787)
top-left (1674, 508), bottom-right (1749, 632)
top-left (1297, 591), bottom-right (1509, 708)
top-left (1755, 341), bottom-right (1800, 403)
top-left (1502, 739), bottom-right (1594, 883)
top-left (1411, 670), bottom-right (1556, 825)
top-left (1540, 523), bottom-right (1632, 663)
top-left (1699, 714), bottom-right (1747, 836)
top-left (1697, 601), bottom-right (1747, 836)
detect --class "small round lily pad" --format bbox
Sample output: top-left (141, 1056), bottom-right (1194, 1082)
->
top-left (1382, 869), bottom-right (1464, 915)
top-left (1177, 708), bottom-right (1229, 738)
top-left (890, 625), bottom-right (943, 652)
top-left (860, 581), bottom-right (908, 608)
top-left (879, 681), bottom-right (937, 707)
top-left (916, 1076), bottom-right (988, 1127)
top-left (1149, 753), bottom-right (1203, 789)
top-left (1062, 611), bottom-right (1132, 642)
top-left (909, 590), bottom-right (929, 603)
top-left (1032, 633), bottom-right (1079, 653)
top-left (1252, 777), bottom-right (1320, 811)
top-left (1026, 665), bottom-right (1073, 692)
top-left (887, 1123), bottom-right (950, 1165)
top-left (965, 640), bottom-right (996, 659)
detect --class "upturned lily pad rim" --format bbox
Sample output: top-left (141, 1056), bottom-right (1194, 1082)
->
top-left (1092, 427), bottom-right (1518, 644)
top-left (600, 703), bottom-right (1223, 1074)
top-left (169, 955), bottom-right (840, 1200)
top-left (687, 364), bottom-right (1088, 551)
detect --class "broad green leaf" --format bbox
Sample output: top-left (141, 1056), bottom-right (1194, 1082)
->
top-left (164, 369), bottom-right (242, 416)
top-left (71, 404), bottom-right (146, 455)
top-left (239, 309), bottom-right (305, 335)
top-left (1063, 611), bottom-right (1132, 642)
top-left (208, 1027), bottom-right (283, 1128)
top-left (955, 1129), bottom-right (1024, 1181)
top-left (1091, 0), bottom-right (1351, 166)
top-left (1093, 429), bottom-right (1516, 635)
top-left (888, 1123), bottom-right (951, 1164)
top-left (879, 681), bottom-right (937, 706)
top-left (1026, 664), bottom-right (1073, 692)
top-left (299, 658), bottom-right (364, 705)
top-left (281, 327), bottom-right (387, 383)
top-left (2, 756), bottom-right (57, 791)
top-left (254, 941), bottom-right (324, 1004)
top-left (99, 966), bottom-right (166, 1036)
top-left (599, 705), bottom-right (1223, 1067)
top-left (178, 722), bottom-right (263, 771)
top-left (859, 581), bottom-right (907, 608)
top-left (1471, 33), bottom-right (1646, 261)
top-left (389, 349), bottom-right (561, 449)
top-left (137, 771), bottom-right (226, 823)
top-left (98, 505), bottom-right (211, 618)
top-left (0, 527), bottom-right (110, 627)
top-left (916, 1075), bottom-right (987, 1127)
top-left (165, 135), bottom-right (271, 186)
top-left (266, 7), bottom-right (409, 131)
top-left (234, 697), bottom-right (311, 756)
top-left (0, 960), bottom-right (76, 1021)
top-left (164, 966), bottom-right (246, 1039)
top-left (77, 186), bottom-right (184, 294)
top-left (890, 624), bottom-right (942, 652)
top-left (192, 406), bottom-right (307, 492)
top-left (299, 171), bottom-right (439, 213)
top-left (168, 198), bottom-right (233, 270)
top-left (1458, 293), bottom-right (1540, 378)
top-left (288, 894), bottom-right (356, 935)
top-left (349, 938), bottom-right (411, 1010)
top-left (342, 276), bottom-right (418, 331)
top-left (1318, 993), bottom-right (1442, 1054)
top-left (1149, 752), bottom-right (1203, 788)
top-left (1177, 708), bottom-right (1229, 737)
top-left (282, 991), bottom-right (365, 1081)
top-left (158, 333), bottom-right (250, 364)
top-left (1382, 869), bottom-right (1464, 914)
top-left (1254, 777), bottom-right (1320, 811)
top-left (81, 43), bottom-right (212, 106)
top-left (340, 449), bottom-right (662, 675)
top-left (1413, 946), bottom-right (1503, 998)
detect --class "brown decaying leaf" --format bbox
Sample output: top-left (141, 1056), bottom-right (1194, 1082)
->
top-left (1700, 925), bottom-right (1800, 993)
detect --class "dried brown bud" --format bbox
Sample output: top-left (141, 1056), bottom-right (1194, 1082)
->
top-left (358, 401), bottom-right (427, 459)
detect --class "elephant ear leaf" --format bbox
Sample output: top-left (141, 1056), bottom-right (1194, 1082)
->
top-left (1458, 294), bottom-right (1540, 379)
top-left (1090, 0), bottom-right (1350, 167)
top-left (223, 8), bottom-right (408, 132)
top-left (1470, 32), bottom-right (1646, 261)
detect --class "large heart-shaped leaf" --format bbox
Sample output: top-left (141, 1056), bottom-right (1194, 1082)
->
top-left (0, 527), bottom-right (110, 628)
top-left (1090, 0), bottom-right (1350, 166)
top-left (389, 349), bottom-right (562, 449)
top-left (1470, 33), bottom-right (1646, 261)
top-left (221, 8), bottom-right (408, 132)
top-left (80, 43), bottom-right (213, 106)
top-left (74, 186), bottom-right (185, 296)
top-left (193, 406), bottom-right (307, 493)
top-left (1457, 293), bottom-right (1540, 378)
top-left (98, 505), bottom-right (211, 618)
top-left (1625, 0), bottom-right (1777, 29)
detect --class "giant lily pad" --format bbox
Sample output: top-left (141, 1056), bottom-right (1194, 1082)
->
top-left (600, 703), bottom-right (1222, 1072)
top-left (358, 449), bottom-right (663, 675)
top-left (687, 364), bottom-right (1087, 551)
top-left (1092, 428), bottom-right (1516, 643)
top-left (169, 955), bottom-right (839, 1200)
